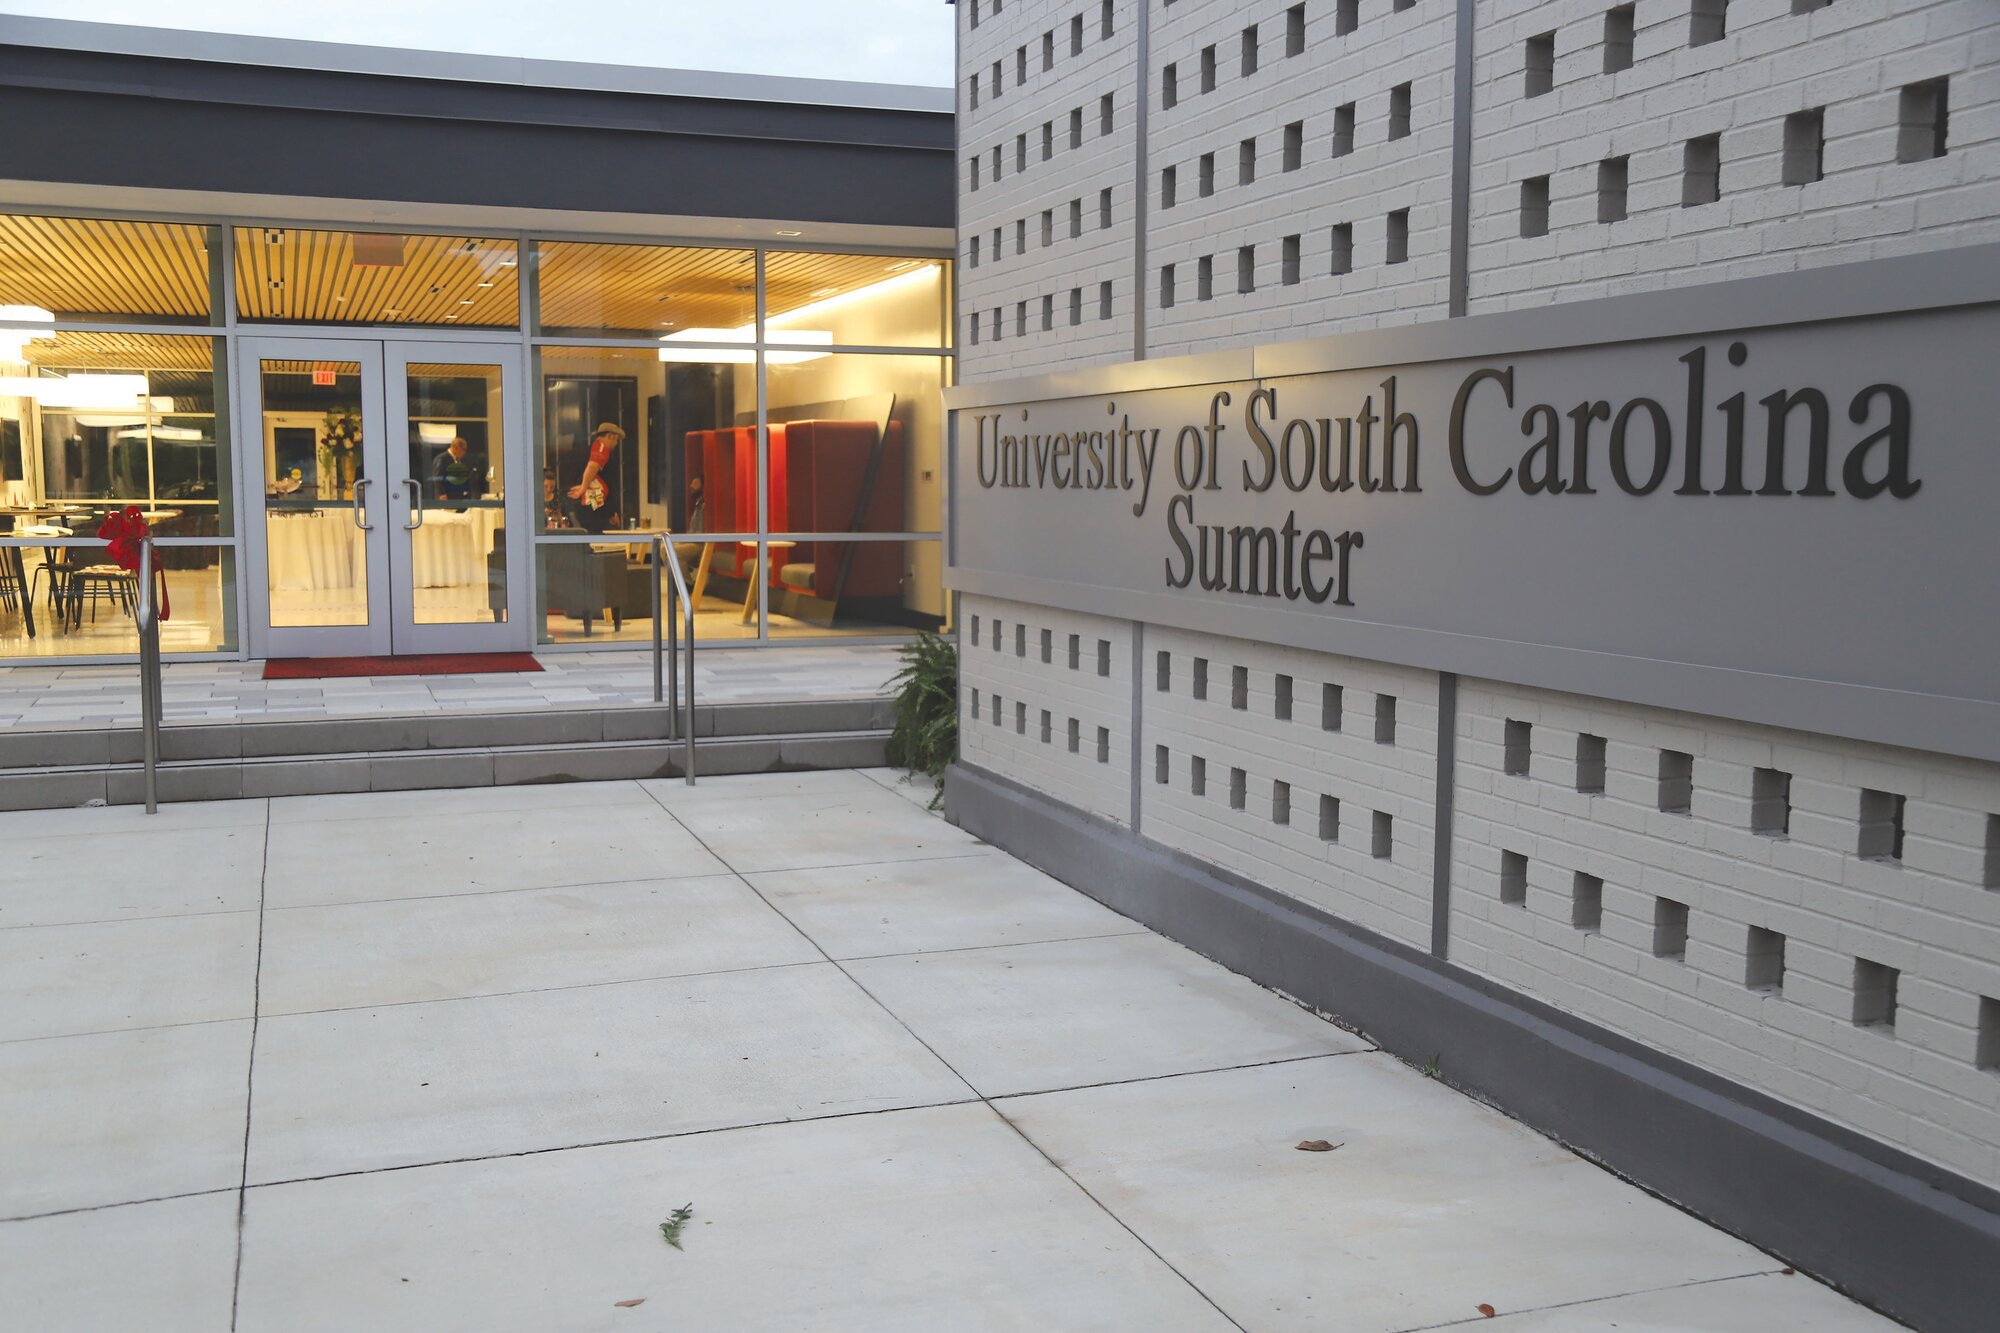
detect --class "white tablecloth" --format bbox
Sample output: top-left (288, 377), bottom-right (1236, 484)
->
top-left (266, 511), bottom-right (362, 592)
top-left (410, 508), bottom-right (504, 589)
top-left (267, 507), bottom-right (504, 591)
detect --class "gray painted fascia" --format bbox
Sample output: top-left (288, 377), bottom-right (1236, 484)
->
top-left (0, 14), bottom-right (954, 114)
top-left (947, 760), bottom-right (2000, 1333)
top-left (943, 243), bottom-right (2000, 410)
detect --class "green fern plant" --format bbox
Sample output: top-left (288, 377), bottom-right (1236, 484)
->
top-left (885, 631), bottom-right (959, 806)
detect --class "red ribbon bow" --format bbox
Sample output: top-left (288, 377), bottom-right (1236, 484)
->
top-left (96, 506), bottom-right (170, 621)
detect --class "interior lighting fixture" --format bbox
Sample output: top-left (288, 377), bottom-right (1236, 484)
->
top-left (417, 422), bottom-right (458, 444)
top-left (0, 306), bottom-right (56, 360)
top-left (774, 229), bottom-right (804, 237)
top-left (765, 264), bottom-right (941, 333)
top-left (0, 373), bottom-right (150, 408)
top-left (116, 424), bottom-right (205, 440)
top-left (658, 328), bottom-right (831, 365)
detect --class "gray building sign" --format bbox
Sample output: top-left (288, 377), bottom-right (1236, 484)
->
top-left (947, 252), bottom-right (2000, 763)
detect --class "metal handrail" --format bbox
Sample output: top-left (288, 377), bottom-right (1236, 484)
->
top-left (135, 536), bottom-right (163, 813)
top-left (651, 534), bottom-right (697, 785)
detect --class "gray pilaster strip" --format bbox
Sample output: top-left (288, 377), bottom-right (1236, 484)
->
top-left (1430, 671), bottom-right (1458, 958)
top-left (1129, 620), bottom-right (1145, 833)
top-left (1132, 0), bottom-right (1151, 360)
top-left (1447, 0), bottom-right (1475, 318)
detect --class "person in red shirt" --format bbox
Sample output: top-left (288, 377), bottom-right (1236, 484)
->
top-left (566, 421), bottom-right (624, 533)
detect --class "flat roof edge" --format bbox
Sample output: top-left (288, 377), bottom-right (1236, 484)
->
top-left (0, 15), bottom-right (955, 115)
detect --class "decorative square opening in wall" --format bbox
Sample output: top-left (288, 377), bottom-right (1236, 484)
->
top-left (1853, 958), bottom-right (1899, 1031)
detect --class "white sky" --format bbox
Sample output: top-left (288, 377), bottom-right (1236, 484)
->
top-left (0, 0), bottom-right (955, 86)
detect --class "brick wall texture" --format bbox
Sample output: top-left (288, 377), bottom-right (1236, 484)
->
top-left (951, 0), bottom-right (2000, 1195)
top-left (956, 0), bottom-right (2000, 379)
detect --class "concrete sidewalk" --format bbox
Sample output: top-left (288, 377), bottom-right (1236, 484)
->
top-left (0, 770), bottom-right (1899, 1330)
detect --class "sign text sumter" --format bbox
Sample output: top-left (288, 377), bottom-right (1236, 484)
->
top-left (970, 337), bottom-right (1918, 610)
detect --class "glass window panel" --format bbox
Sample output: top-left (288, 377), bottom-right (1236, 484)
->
top-left (764, 354), bottom-right (944, 535)
top-left (760, 539), bottom-right (942, 638)
top-left (408, 363), bottom-right (506, 625)
top-left (763, 253), bottom-right (950, 348)
top-left (257, 359), bottom-right (368, 627)
top-left (534, 346), bottom-right (749, 537)
top-left (0, 332), bottom-right (229, 536)
top-left (0, 213), bottom-right (219, 326)
top-left (234, 228), bottom-right (519, 327)
top-left (535, 538), bottom-right (759, 644)
top-left (0, 541), bottom-right (235, 657)
top-left (533, 241), bottom-right (754, 339)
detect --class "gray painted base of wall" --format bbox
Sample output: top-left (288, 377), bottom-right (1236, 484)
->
top-left (947, 761), bottom-right (2000, 1333)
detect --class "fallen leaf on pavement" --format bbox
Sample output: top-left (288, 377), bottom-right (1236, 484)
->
top-left (1476, 1304), bottom-right (1496, 1318)
top-left (1295, 1139), bottom-right (1343, 1152)
top-left (614, 1298), bottom-right (646, 1308)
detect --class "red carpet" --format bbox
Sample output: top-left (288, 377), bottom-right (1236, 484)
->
top-left (263, 653), bottom-right (544, 680)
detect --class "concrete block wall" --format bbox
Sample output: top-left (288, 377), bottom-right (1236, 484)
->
top-left (1450, 677), bottom-right (2000, 1189)
top-left (959, 0), bottom-right (2000, 353)
top-left (958, 0), bottom-right (1139, 380)
top-left (1147, 0), bottom-right (1456, 355)
top-left (1468, 0), bottom-right (2000, 312)
top-left (958, 593), bottom-right (1134, 826)
top-left (1140, 625), bottom-right (1439, 950)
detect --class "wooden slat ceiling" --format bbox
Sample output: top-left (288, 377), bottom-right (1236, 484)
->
top-left (0, 215), bottom-right (214, 322)
top-left (534, 242), bottom-right (754, 334)
top-left (20, 332), bottom-right (214, 371)
top-left (0, 214), bottom-right (943, 339)
top-left (534, 244), bottom-right (938, 335)
top-left (762, 252), bottom-right (940, 329)
top-left (234, 228), bottom-right (521, 327)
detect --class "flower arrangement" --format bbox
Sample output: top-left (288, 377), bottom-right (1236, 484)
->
top-left (318, 409), bottom-right (362, 496)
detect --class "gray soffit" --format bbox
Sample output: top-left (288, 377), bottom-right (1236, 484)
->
top-left (0, 20), bottom-right (955, 230)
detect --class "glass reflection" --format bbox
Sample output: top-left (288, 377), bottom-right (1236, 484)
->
top-left (763, 253), bottom-right (949, 348)
top-left (234, 229), bottom-right (519, 328)
top-left (258, 359), bottom-right (368, 627)
top-left (764, 354), bottom-right (944, 536)
top-left (533, 241), bottom-right (754, 339)
top-left (406, 363), bottom-right (506, 625)
top-left (761, 540), bottom-right (943, 637)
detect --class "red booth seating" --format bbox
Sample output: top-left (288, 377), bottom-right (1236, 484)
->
top-left (682, 420), bottom-right (904, 603)
top-left (780, 419), bottom-right (904, 600)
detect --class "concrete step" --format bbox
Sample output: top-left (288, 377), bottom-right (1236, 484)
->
top-left (0, 728), bottom-right (892, 809)
top-left (0, 697), bottom-right (894, 769)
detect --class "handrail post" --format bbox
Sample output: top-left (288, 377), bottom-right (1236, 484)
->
top-left (652, 534), bottom-right (696, 782)
top-left (650, 536), bottom-right (664, 707)
top-left (136, 536), bottom-right (161, 814)
top-left (666, 544), bottom-right (680, 738)
top-left (684, 593), bottom-right (696, 785)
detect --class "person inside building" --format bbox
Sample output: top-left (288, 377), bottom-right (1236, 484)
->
top-left (566, 420), bottom-right (624, 533)
top-left (432, 436), bottom-right (477, 506)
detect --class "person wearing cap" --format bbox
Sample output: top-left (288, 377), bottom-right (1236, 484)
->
top-left (567, 420), bottom-right (625, 532)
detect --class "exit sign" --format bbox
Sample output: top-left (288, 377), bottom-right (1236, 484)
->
top-left (312, 367), bottom-right (335, 386)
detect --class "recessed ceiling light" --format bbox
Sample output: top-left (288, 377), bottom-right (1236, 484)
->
top-left (476, 281), bottom-right (494, 288)
top-left (774, 229), bottom-right (803, 237)
top-left (445, 314), bottom-right (459, 321)
top-left (498, 258), bottom-right (517, 267)
top-left (459, 299), bottom-right (474, 305)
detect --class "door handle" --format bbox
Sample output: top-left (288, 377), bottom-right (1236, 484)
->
top-left (404, 478), bottom-right (425, 531)
top-left (352, 477), bottom-right (373, 531)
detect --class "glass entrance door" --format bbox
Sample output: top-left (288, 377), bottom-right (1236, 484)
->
top-left (240, 337), bottom-right (525, 658)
